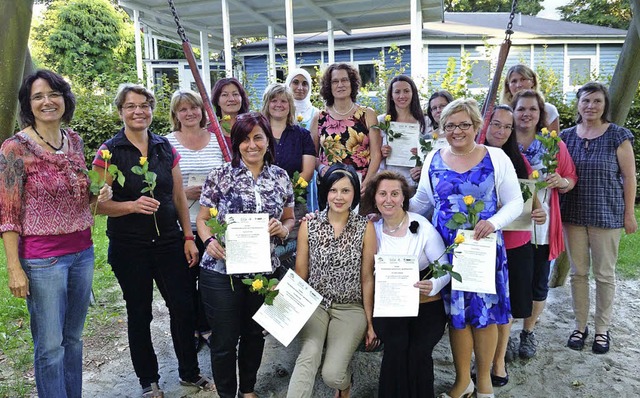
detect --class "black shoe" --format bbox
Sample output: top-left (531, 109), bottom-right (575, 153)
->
top-left (194, 334), bottom-right (202, 352)
top-left (519, 330), bottom-right (537, 359)
top-left (567, 327), bottom-right (589, 351)
top-left (491, 366), bottom-right (509, 387)
top-left (592, 331), bottom-right (611, 354)
top-left (504, 336), bottom-right (517, 363)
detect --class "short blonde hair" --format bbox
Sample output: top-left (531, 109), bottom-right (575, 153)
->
top-left (439, 98), bottom-right (483, 133)
top-left (261, 83), bottom-right (295, 126)
top-left (170, 89), bottom-right (207, 131)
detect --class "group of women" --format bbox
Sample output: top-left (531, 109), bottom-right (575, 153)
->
top-left (0, 61), bottom-right (635, 398)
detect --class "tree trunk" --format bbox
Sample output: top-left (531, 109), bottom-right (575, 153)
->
top-left (609, 0), bottom-right (640, 125)
top-left (0, 1), bottom-right (34, 142)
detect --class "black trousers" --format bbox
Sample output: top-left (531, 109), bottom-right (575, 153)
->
top-left (373, 299), bottom-right (447, 398)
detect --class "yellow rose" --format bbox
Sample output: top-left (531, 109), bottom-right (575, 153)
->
top-left (454, 234), bottom-right (465, 245)
top-left (222, 115), bottom-right (231, 121)
top-left (541, 127), bottom-right (549, 136)
top-left (297, 114), bottom-right (304, 122)
top-left (300, 179), bottom-right (308, 188)
top-left (100, 149), bottom-right (112, 161)
top-left (531, 170), bottom-right (540, 179)
top-left (139, 156), bottom-right (147, 166)
top-left (432, 133), bottom-right (439, 140)
top-left (252, 279), bottom-right (264, 290)
top-left (209, 207), bottom-right (219, 218)
top-left (463, 195), bottom-right (474, 206)
top-left (384, 114), bottom-right (392, 122)
top-left (550, 130), bottom-right (558, 138)
top-left (334, 134), bottom-right (341, 141)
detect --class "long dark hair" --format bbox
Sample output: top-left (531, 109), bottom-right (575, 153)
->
top-left (385, 75), bottom-right (426, 132)
top-left (426, 90), bottom-right (453, 129)
top-left (487, 105), bottom-right (528, 179)
top-left (19, 70), bottom-right (76, 127)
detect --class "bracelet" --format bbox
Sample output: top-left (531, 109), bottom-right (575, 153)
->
top-left (203, 236), bottom-right (216, 247)
top-left (282, 225), bottom-right (290, 241)
top-left (183, 235), bottom-right (195, 241)
top-left (560, 178), bottom-right (570, 190)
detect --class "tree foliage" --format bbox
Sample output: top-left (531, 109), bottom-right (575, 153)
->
top-left (557, 0), bottom-right (631, 29)
top-left (445, 0), bottom-right (543, 16)
top-left (31, 0), bottom-right (136, 86)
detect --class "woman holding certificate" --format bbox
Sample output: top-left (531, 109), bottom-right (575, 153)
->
top-left (362, 171), bottom-right (449, 398)
top-left (410, 99), bottom-right (523, 398)
top-left (196, 112), bottom-right (294, 398)
top-left (287, 163), bottom-right (378, 398)
top-left (512, 90), bottom-right (576, 360)
top-left (378, 75), bottom-right (428, 188)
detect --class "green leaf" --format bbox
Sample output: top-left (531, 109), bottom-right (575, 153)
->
top-left (116, 172), bottom-right (125, 187)
top-left (450, 270), bottom-right (463, 283)
top-left (268, 278), bottom-right (278, 289)
top-left (141, 187), bottom-right (151, 193)
top-left (241, 278), bottom-right (253, 286)
top-left (445, 219), bottom-right (461, 230)
top-left (452, 213), bottom-right (467, 224)
top-left (131, 165), bottom-right (143, 175)
top-left (474, 201), bottom-right (485, 212)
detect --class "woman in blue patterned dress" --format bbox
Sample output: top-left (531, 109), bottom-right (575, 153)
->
top-left (410, 99), bottom-right (523, 398)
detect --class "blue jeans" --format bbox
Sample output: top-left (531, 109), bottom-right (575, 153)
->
top-left (21, 246), bottom-right (94, 398)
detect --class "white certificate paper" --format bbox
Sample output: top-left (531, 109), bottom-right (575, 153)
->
top-left (503, 179), bottom-right (535, 231)
top-left (387, 122), bottom-right (420, 167)
top-left (373, 255), bottom-right (420, 317)
top-left (451, 230), bottom-right (497, 294)
top-left (252, 269), bottom-right (323, 347)
top-left (225, 213), bottom-right (272, 274)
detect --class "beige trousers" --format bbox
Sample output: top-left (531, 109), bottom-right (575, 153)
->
top-left (286, 303), bottom-right (367, 398)
top-left (563, 223), bottom-right (622, 334)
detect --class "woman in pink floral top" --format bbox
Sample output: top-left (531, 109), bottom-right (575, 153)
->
top-left (0, 70), bottom-right (111, 398)
top-left (311, 63), bottom-right (382, 194)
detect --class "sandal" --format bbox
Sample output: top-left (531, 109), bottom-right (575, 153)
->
top-left (592, 331), bottom-right (611, 354)
top-left (567, 327), bottom-right (589, 351)
top-left (142, 382), bottom-right (164, 398)
top-left (179, 374), bottom-right (216, 391)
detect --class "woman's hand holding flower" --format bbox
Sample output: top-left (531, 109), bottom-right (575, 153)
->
top-left (206, 238), bottom-right (226, 260)
top-left (381, 144), bottom-right (392, 158)
top-left (409, 166), bottom-right (422, 182)
top-left (473, 219), bottom-right (495, 240)
top-left (544, 172), bottom-right (566, 190)
top-left (413, 279), bottom-right (433, 297)
top-left (531, 208), bottom-right (547, 225)
top-left (133, 195), bottom-right (160, 215)
top-left (97, 184), bottom-right (113, 203)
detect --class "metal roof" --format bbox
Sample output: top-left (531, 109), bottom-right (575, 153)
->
top-left (118, 0), bottom-right (445, 50)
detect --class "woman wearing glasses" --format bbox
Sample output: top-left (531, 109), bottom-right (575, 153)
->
top-left (410, 99), bottom-right (523, 398)
top-left (93, 84), bottom-right (214, 397)
top-left (560, 82), bottom-right (636, 354)
top-left (512, 90), bottom-right (576, 361)
top-left (311, 63), bottom-right (382, 194)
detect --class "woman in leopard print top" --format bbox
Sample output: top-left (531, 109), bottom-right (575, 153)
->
top-left (287, 164), bottom-right (378, 398)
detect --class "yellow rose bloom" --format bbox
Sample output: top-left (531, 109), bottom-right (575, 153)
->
top-left (222, 115), bottom-right (231, 121)
top-left (297, 114), bottom-right (304, 122)
top-left (463, 195), bottom-right (474, 206)
top-left (385, 114), bottom-right (392, 122)
top-left (454, 234), bottom-right (465, 245)
top-left (531, 170), bottom-right (540, 179)
top-left (300, 179), bottom-right (308, 188)
top-left (550, 130), bottom-right (558, 138)
top-left (432, 133), bottom-right (439, 140)
top-left (252, 279), bottom-right (264, 290)
top-left (209, 207), bottom-right (219, 218)
top-left (334, 134), bottom-right (341, 141)
top-left (100, 149), bottom-right (112, 161)
top-left (139, 156), bottom-right (147, 166)
top-left (541, 127), bottom-right (549, 136)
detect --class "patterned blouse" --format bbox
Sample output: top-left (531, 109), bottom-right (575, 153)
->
top-left (560, 123), bottom-right (634, 229)
top-left (318, 105), bottom-right (371, 179)
top-left (199, 161), bottom-right (294, 274)
top-left (307, 209), bottom-right (368, 309)
top-left (0, 130), bottom-right (92, 236)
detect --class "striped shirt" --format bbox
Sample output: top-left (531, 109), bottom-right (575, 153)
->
top-left (167, 132), bottom-right (224, 229)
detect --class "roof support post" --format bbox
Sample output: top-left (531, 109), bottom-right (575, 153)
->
top-left (221, 0), bottom-right (233, 77)
top-left (144, 26), bottom-right (153, 88)
top-left (327, 20), bottom-right (335, 65)
top-left (268, 26), bottom-right (277, 83)
top-left (285, 0), bottom-right (296, 72)
top-left (133, 9), bottom-right (143, 82)
top-left (200, 31), bottom-right (211, 95)
top-left (410, 0), bottom-right (424, 86)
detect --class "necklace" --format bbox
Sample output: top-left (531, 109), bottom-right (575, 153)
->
top-left (332, 102), bottom-right (355, 116)
top-left (33, 127), bottom-right (65, 153)
top-left (448, 143), bottom-right (476, 157)
top-left (384, 213), bottom-right (407, 233)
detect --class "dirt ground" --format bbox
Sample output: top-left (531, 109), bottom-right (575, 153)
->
top-left (78, 279), bottom-right (640, 398)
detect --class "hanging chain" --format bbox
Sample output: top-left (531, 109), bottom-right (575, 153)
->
top-left (504, 0), bottom-right (518, 41)
top-left (167, 0), bottom-right (189, 42)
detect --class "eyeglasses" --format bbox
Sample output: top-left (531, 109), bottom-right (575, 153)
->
top-left (430, 104), bottom-right (447, 112)
top-left (122, 103), bottom-right (152, 112)
top-left (30, 92), bottom-right (63, 102)
top-left (331, 78), bottom-right (350, 86)
top-left (489, 121), bottom-right (513, 131)
top-left (443, 122), bottom-right (473, 132)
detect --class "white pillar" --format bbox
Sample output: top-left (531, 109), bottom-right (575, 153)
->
top-left (285, 0), bottom-right (295, 72)
top-left (327, 20), bottom-right (335, 65)
top-left (410, 0), bottom-right (424, 86)
top-left (221, 0), bottom-right (233, 77)
top-left (153, 38), bottom-right (158, 60)
top-left (200, 31), bottom-right (211, 95)
top-left (144, 27), bottom-right (153, 89)
top-left (133, 9), bottom-right (143, 82)
top-left (268, 26), bottom-right (277, 83)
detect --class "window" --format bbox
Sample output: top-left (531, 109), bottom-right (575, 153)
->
top-left (568, 58), bottom-right (592, 86)
top-left (469, 59), bottom-right (491, 89)
top-left (358, 64), bottom-right (377, 87)
top-left (153, 68), bottom-right (179, 91)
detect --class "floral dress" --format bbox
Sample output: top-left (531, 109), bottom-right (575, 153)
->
top-left (318, 105), bottom-right (371, 179)
top-left (429, 150), bottom-right (511, 329)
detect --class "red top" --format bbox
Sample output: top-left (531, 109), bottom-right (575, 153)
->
top-left (503, 154), bottom-right (533, 250)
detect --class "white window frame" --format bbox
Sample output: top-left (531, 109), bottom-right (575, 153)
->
top-left (566, 55), bottom-right (596, 90)
top-left (467, 56), bottom-right (492, 93)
